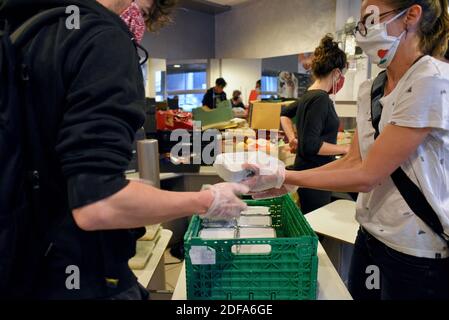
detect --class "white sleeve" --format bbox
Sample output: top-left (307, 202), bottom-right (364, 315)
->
top-left (390, 76), bottom-right (449, 130)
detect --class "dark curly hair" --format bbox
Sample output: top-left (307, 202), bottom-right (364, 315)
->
top-left (311, 34), bottom-right (347, 78)
top-left (145, 0), bottom-right (178, 32)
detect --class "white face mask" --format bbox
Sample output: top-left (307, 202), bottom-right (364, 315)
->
top-left (356, 9), bottom-right (408, 69)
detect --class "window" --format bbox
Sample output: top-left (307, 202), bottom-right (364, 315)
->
top-left (261, 71), bottom-right (279, 98)
top-left (155, 71), bottom-right (165, 102)
top-left (167, 72), bottom-right (207, 92)
top-left (166, 62), bottom-right (208, 111)
top-left (168, 94), bottom-right (204, 112)
top-left (262, 75), bottom-right (278, 93)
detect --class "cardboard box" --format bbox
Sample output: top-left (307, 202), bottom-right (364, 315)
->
top-left (249, 101), bottom-right (295, 130)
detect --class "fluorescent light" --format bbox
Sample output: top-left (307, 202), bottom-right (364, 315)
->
top-left (173, 64), bottom-right (181, 68)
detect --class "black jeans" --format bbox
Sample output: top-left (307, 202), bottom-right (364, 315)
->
top-left (104, 283), bottom-right (150, 300)
top-left (298, 188), bottom-right (331, 214)
top-left (349, 228), bottom-right (449, 300)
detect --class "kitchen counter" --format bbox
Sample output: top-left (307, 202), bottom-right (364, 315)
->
top-left (306, 200), bottom-right (358, 285)
top-left (133, 229), bottom-right (173, 291)
top-left (306, 200), bottom-right (358, 245)
top-left (126, 171), bottom-right (183, 182)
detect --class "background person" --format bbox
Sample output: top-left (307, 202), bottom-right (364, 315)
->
top-left (230, 90), bottom-right (245, 109)
top-left (202, 78), bottom-right (228, 109)
top-left (248, 79), bottom-right (262, 103)
top-left (280, 35), bottom-right (350, 214)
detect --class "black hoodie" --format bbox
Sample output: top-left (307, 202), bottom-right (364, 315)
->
top-left (1, 0), bottom-right (146, 299)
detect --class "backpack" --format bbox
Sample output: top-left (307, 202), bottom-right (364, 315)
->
top-left (371, 71), bottom-right (449, 252)
top-left (0, 8), bottom-right (67, 298)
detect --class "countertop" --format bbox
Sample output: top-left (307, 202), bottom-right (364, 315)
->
top-left (127, 166), bottom-right (218, 181)
top-left (133, 229), bottom-right (173, 288)
top-left (306, 200), bottom-right (358, 245)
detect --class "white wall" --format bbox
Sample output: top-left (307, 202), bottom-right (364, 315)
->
top-left (146, 58), bottom-right (166, 97)
top-left (334, 0), bottom-right (365, 104)
top-left (208, 59), bottom-right (222, 88)
top-left (335, 0), bottom-right (362, 30)
top-left (215, 0), bottom-right (337, 59)
top-left (221, 59), bottom-right (262, 103)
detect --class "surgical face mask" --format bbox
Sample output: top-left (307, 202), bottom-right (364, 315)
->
top-left (329, 69), bottom-right (345, 95)
top-left (356, 9), bottom-right (408, 69)
top-left (120, 1), bottom-right (146, 44)
top-left (328, 69), bottom-right (346, 102)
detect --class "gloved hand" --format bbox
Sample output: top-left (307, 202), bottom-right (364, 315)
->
top-left (249, 184), bottom-right (299, 200)
top-left (241, 160), bottom-right (286, 193)
top-left (203, 183), bottom-right (249, 221)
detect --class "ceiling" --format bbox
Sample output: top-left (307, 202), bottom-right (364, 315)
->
top-left (205, 0), bottom-right (251, 6)
top-left (178, 0), bottom-right (252, 15)
top-left (167, 63), bottom-right (208, 73)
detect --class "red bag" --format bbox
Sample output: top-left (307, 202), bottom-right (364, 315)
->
top-left (156, 110), bottom-right (193, 131)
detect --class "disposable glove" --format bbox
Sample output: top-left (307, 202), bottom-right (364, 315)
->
top-left (203, 183), bottom-right (249, 221)
top-left (242, 160), bottom-right (286, 193)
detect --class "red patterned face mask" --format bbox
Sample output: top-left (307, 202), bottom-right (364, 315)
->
top-left (120, 1), bottom-right (146, 44)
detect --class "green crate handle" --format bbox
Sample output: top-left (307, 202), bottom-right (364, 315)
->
top-left (184, 195), bottom-right (318, 261)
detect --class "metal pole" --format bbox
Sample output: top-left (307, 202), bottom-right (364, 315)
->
top-left (137, 139), bottom-right (161, 188)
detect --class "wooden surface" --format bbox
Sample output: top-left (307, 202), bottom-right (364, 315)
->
top-left (133, 229), bottom-right (173, 288)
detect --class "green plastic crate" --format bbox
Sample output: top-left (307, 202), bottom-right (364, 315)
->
top-left (184, 195), bottom-right (319, 300)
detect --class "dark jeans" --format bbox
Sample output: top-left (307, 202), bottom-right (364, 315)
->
top-left (298, 188), bottom-right (331, 214)
top-left (104, 283), bottom-right (150, 301)
top-left (349, 228), bottom-right (449, 300)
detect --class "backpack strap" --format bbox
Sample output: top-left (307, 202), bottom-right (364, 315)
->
top-left (8, 7), bottom-right (69, 233)
top-left (370, 70), bottom-right (387, 140)
top-left (10, 8), bottom-right (67, 47)
top-left (370, 72), bottom-right (449, 249)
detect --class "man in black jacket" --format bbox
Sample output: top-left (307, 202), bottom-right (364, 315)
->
top-left (0, 0), bottom-right (248, 300)
top-left (202, 77), bottom-right (227, 109)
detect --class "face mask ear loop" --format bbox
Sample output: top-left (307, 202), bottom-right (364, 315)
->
top-left (332, 72), bottom-right (335, 95)
top-left (386, 9), bottom-right (409, 25)
top-left (331, 70), bottom-right (337, 99)
top-left (404, 16), bottom-right (409, 40)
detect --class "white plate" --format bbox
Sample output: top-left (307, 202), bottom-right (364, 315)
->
top-left (238, 227), bottom-right (276, 239)
top-left (238, 216), bottom-right (272, 226)
top-left (241, 206), bottom-right (271, 216)
top-left (231, 227), bottom-right (276, 255)
top-left (199, 228), bottom-right (236, 240)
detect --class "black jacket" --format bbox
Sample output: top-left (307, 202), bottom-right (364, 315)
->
top-left (202, 87), bottom-right (227, 109)
top-left (1, 0), bottom-right (146, 299)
